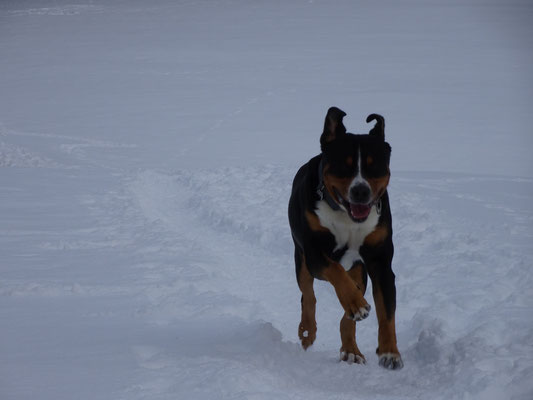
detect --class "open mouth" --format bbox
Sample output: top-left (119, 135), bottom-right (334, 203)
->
top-left (334, 188), bottom-right (372, 223)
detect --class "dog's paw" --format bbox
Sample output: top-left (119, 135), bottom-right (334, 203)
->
top-left (340, 349), bottom-right (366, 365)
top-left (298, 322), bottom-right (316, 350)
top-left (336, 282), bottom-right (370, 322)
top-left (347, 303), bottom-right (371, 321)
top-left (378, 353), bottom-right (404, 370)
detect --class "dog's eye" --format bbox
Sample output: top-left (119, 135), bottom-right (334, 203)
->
top-left (364, 154), bottom-right (382, 174)
top-left (329, 158), bottom-right (354, 177)
top-left (363, 154), bottom-right (374, 167)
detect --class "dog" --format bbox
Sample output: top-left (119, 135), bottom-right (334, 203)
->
top-left (288, 107), bottom-right (403, 369)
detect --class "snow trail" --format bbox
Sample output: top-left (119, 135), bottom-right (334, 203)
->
top-left (1, 140), bottom-right (532, 399)
top-left (118, 167), bottom-right (533, 399)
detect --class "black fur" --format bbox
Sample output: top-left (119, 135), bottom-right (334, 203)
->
top-left (288, 106), bottom-right (402, 369)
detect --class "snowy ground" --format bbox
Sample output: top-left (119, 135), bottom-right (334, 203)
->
top-left (1, 1), bottom-right (532, 399)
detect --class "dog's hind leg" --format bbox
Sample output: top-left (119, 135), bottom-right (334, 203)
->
top-left (295, 250), bottom-right (317, 350)
top-left (339, 262), bottom-right (368, 364)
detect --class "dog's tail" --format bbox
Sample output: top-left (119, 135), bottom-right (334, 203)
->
top-left (366, 114), bottom-right (385, 140)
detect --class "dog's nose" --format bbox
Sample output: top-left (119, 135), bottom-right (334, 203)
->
top-left (350, 184), bottom-right (371, 204)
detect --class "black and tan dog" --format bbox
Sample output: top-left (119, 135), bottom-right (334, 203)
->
top-left (288, 107), bottom-right (403, 369)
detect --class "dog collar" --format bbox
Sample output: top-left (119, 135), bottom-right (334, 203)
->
top-left (317, 157), bottom-right (382, 216)
top-left (317, 158), bottom-right (341, 211)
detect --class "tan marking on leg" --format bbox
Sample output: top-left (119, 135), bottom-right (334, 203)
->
top-left (305, 210), bottom-right (329, 233)
top-left (339, 314), bottom-right (365, 364)
top-left (364, 225), bottom-right (389, 247)
top-left (321, 262), bottom-right (369, 319)
top-left (347, 261), bottom-right (367, 292)
top-left (339, 263), bottom-right (367, 363)
top-left (373, 285), bottom-right (399, 356)
top-left (298, 257), bottom-right (316, 350)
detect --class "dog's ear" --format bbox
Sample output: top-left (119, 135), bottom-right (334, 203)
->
top-left (320, 107), bottom-right (347, 149)
top-left (366, 114), bottom-right (385, 140)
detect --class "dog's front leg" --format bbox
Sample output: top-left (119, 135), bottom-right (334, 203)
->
top-left (321, 262), bottom-right (371, 321)
top-left (339, 263), bottom-right (369, 364)
top-left (368, 262), bottom-right (403, 370)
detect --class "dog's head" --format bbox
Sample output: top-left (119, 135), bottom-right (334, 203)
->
top-left (319, 107), bottom-right (391, 223)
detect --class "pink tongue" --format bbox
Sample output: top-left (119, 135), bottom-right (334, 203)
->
top-left (350, 203), bottom-right (371, 219)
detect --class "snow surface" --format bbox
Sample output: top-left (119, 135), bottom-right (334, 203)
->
top-left (1, 1), bottom-right (532, 399)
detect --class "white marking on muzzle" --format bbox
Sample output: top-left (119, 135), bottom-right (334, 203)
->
top-left (348, 147), bottom-right (371, 202)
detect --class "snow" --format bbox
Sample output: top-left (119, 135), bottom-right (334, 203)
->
top-left (1, 1), bottom-right (532, 399)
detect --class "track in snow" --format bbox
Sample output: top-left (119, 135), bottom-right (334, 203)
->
top-left (1, 131), bottom-right (532, 399)
top-left (120, 167), bottom-right (533, 399)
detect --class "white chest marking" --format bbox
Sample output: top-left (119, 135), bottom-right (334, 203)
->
top-left (315, 200), bottom-right (379, 271)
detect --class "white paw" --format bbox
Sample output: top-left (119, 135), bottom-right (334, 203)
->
top-left (378, 353), bottom-right (404, 370)
top-left (340, 351), bottom-right (366, 365)
top-left (350, 304), bottom-right (371, 321)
